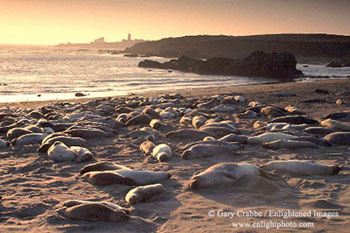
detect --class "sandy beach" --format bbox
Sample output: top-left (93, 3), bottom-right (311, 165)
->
top-left (0, 79), bottom-right (350, 232)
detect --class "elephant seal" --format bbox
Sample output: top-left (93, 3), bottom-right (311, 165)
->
top-left (0, 139), bottom-right (9, 148)
top-left (66, 128), bottom-right (110, 139)
top-left (11, 133), bottom-right (48, 147)
top-left (261, 106), bottom-right (286, 118)
top-left (149, 119), bottom-right (161, 129)
top-left (38, 136), bottom-right (87, 153)
top-left (270, 116), bottom-right (318, 125)
top-left (304, 127), bottom-right (334, 135)
top-left (140, 140), bottom-right (156, 155)
top-left (247, 132), bottom-right (298, 144)
top-left (219, 134), bottom-right (248, 144)
top-left (62, 200), bottom-right (127, 212)
top-left (189, 162), bottom-right (274, 188)
top-left (182, 143), bottom-right (237, 159)
top-left (324, 132), bottom-right (350, 146)
top-left (261, 160), bottom-right (340, 176)
top-left (125, 114), bottom-right (151, 126)
top-left (59, 203), bottom-right (129, 222)
top-left (125, 183), bottom-right (164, 205)
top-left (80, 162), bottom-right (130, 175)
top-left (321, 119), bottom-right (350, 131)
top-left (47, 142), bottom-right (79, 162)
top-left (262, 139), bottom-right (318, 150)
top-left (199, 126), bottom-right (238, 138)
top-left (166, 129), bottom-right (213, 140)
top-left (192, 115), bottom-right (207, 129)
top-left (70, 146), bottom-right (94, 162)
top-left (152, 144), bottom-right (172, 162)
top-left (83, 170), bottom-right (170, 186)
top-left (6, 127), bottom-right (32, 141)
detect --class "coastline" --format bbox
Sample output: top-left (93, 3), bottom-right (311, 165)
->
top-left (1, 79), bottom-right (349, 112)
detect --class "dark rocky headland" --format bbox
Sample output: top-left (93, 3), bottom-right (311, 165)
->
top-left (139, 51), bottom-right (302, 81)
top-left (126, 34), bottom-right (350, 63)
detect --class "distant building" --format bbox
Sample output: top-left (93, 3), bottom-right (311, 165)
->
top-left (56, 34), bottom-right (145, 49)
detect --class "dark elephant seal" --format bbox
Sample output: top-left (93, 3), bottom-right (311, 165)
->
top-left (270, 116), bottom-right (318, 125)
top-left (140, 140), bottom-right (156, 155)
top-left (59, 203), bottom-right (129, 222)
top-left (82, 170), bottom-right (170, 185)
top-left (182, 143), bottom-right (237, 159)
top-left (80, 162), bottom-right (130, 175)
top-left (125, 114), bottom-right (151, 126)
top-left (324, 132), bottom-right (350, 145)
top-left (166, 129), bottom-right (213, 140)
top-left (125, 183), bottom-right (164, 205)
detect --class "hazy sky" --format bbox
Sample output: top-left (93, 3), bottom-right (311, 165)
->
top-left (0, 0), bottom-right (349, 45)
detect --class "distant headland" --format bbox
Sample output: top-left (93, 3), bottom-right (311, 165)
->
top-left (56, 34), bottom-right (145, 49)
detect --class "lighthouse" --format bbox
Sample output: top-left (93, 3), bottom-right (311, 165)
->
top-left (128, 33), bottom-right (131, 41)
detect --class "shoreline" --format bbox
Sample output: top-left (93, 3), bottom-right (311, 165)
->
top-left (1, 79), bottom-right (348, 110)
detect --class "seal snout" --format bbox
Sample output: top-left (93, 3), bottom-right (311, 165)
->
top-left (158, 153), bottom-right (169, 162)
top-left (181, 151), bottom-right (191, 159)
top-left (332, 165), bottom-right (341, 175)
top-left (189, 179), bottom-right (199, 189)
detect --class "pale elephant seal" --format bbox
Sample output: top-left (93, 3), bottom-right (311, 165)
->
top-left (324, 132), bottom-right (350, 146)
top-left (59, 203), bottom-right (129, 222)
top-left (261, 160), bottom-right (340, 176)
top-left (80, 162), bottom-right (130, 175)
top-left (125, 183), bottom-right (164, 205)
top-left (189, 162), bottom-right (273, 188)
top-left (262, 139), bottom-right (318, 150)
top-left (152, 144), bottom-right (172, 162)
top-left (247, 132), bottom-right (298, 144)
top-left (140, 140), bottom-right (156, 155)
top-left (149, 119), bottom-right (161, 129)
top-left (182, 143), bottom-right (237, 159)
top-left (83, 170), bottom-right (170, 186)
top-left (70, 146), bottom-right (94, 162)
top-left (47, 141), bottom-right (76, 162)
top-left (38, 136), bottom-right (87, 153)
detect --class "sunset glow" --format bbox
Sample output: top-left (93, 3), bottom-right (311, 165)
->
top-left (0, 0), bottom-right (349, 45)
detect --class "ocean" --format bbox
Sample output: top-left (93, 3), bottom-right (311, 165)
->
top-left (0, 47), bottom-right (349, 103)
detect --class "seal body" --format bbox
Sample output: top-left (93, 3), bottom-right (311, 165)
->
top-left (262, 139), bottom-right (318, 150)
top-left (182, 143), bottom-right (237, 159)
top-left (247, 132), bottom-right (298, 144)
top-left (80, 162), bottom-right (130, 175)
top-left (152, 144), bottom-right (172, 162)
top-left (83, 170), bottom-right (170, 185)
top-left (125, 183), bottom-right (164, 205)
top-left (140, 140), bottom-right (156, 155)
top-left (261, 160), bottom-right (340, 176)
top-left (189, 162), bottom-right (268, 188)
top-left (47, 141), bottom-right (77, 162)
top-left (61, 203), bottom-right (129, 222)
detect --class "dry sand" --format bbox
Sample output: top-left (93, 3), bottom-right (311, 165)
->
top-left (0, 79), bottom-right (350, 232)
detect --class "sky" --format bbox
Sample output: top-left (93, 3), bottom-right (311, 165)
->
top-left (0, 0), bottom-right (349, 45)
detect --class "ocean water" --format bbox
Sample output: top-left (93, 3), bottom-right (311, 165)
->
top-left (0, 47), bottom-right (349, 103)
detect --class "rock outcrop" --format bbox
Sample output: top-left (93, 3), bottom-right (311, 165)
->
top-left (139, 51), bottom-right (301, 81)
